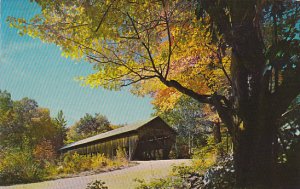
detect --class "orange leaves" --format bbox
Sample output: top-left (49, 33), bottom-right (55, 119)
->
top-left (33, 140), bottom-right (57, 163)
top-left (152, 88), bottom-right (182, 112)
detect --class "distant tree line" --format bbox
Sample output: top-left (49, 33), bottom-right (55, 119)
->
top-left (0, 90), bottom-right (117, 185)
top-left (0, 90), bottom-right (66, 154)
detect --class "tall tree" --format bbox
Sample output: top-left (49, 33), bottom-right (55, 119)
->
top-left (25, 108), bottom-right (57, 146)
top-left (67, 113), bottom-right (112, 143)
top-left (194, 1), bottom-right (300, 187)
top-left (0, 90), bottom-right (13, 112)
top-left (8, 0), bottom-right (300, 187)
top-left (54, 110), bottom-right (67, 128)
top-left (155, 96), bottom-right (212, 157)
top-left (0, 93), bottom-right (64, 153)
top-left (0, 90), bottom-right (21, 148)
top-left (52, 110), bottom-right (67, 150)
top-left (77, 113), bottom-right (111, 135)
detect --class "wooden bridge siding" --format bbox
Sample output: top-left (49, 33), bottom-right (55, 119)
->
top-left (67, 134), bottom-right (139, 159)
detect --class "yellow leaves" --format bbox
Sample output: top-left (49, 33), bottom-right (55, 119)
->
top-left (17, 18), bottom-right (26, 24)
top-left (8, 0), bottom-right (232, 113)
top-left (239, 122), bottom-right (245, 131)
top-left (61, 45), bottom-right (84, 60)
top-left (152, 88), bottom-right (182, 112)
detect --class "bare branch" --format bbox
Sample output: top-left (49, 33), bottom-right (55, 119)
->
top-left (217, 44), bottom-right (232, 86)
top-left (95, 2), bottom-right (114, 32)
top-left (120, 75), bottom-right (157, 87)
top-left (126, 12), bottom-right (162, 77)
top-left (162, 0), bottom-right (172, 79)
top-left (126, 12), bottom-right (141, 39)
top-left (61, 23), bottom-right (89, 31)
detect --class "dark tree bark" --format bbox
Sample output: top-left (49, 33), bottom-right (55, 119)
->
top-left (229, 11), bottom-right (274, 187)
top-left (195, 1), bottom-right (300, 188)
top-left (213, 120), bottom-right (221, 144)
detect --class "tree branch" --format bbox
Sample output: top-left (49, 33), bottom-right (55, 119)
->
top-left (161, 79), bottom-right (213, 104)
top-left (162, 0), bottom-right (172, 79)
top-left (271, 64), bottom-right (300, 117)
top-left (94, 2), bottom-right (114, 32)
top-left (217, 44), bottom-right (232, 86)
top-left (160, 77), bottom-right (234, 135)
top-left (126, 12), bottom-right (162, 77)
top-left (120, 75), bottom-right (157, 87)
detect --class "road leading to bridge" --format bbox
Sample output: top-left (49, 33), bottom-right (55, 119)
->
top-left (0, 159), bottom-right (191, 189)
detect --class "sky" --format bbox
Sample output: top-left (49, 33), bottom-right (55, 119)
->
top-left (0, 0), bottom-right (154, 126)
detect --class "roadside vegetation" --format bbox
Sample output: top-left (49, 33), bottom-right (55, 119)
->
top-left (86, 180), bottom-right (108, 189)
top-left (135, 96), bottom-right (300, 189)
top-left (134, 133), bottom-right (232, 189)
top-left (47, 148), bottom-right (129, 180)
top-left (0, 148), bottom-right (129, 185)
top-left (0, 90), bottom-right (128, 186)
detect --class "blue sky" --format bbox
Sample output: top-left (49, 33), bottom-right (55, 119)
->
top-left (0, 0), bottom-right (153, 126)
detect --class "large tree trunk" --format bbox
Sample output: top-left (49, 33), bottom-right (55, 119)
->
top-left (233, 115), bottom-right (277, 188)
top-left (213, 120), bottom-right (221, 144)
top-left (169, 1), bottom-right (299, 187)
top-left (229, 8), bottom-right (277, 187)
top-left (194, 1), bottom-right (300, 188)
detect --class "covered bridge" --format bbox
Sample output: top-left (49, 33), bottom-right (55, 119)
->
top-left (60, 116), bottom-right (176, 160)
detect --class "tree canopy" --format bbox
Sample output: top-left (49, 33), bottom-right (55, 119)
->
top-left (66, 113), bottom-right (112, 143)
top-left (155, 96), bottom-right (214, 157)
top-left (0, 90), bottom-right (66, 151)
top-left (7, 0), bottom-right (230, 110)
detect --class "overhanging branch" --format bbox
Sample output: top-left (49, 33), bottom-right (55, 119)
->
top-left (160, 77), bottom-right (234, 136)
top-left (161, 79), bottom-right (213, 104)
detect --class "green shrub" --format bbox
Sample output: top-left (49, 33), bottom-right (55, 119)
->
top-left (59, 151), bottom-right (128, 175)
top-left (86, 180), bottom-right (108, 189)
top-left (134, 177), bottom-right (187, 189)
top-left (192, 135), bottom-right (232, 171)
top-left (0, 149), bottom-right (129, 185)
top-left (43, 161), bottom-right (60, 178)
top-left (134, 164), bottom-right (193, 189)
top-left (0, 148), bottom-right (45, 185)
top-left (115, 147), bottom-right (127, 162)
top-left (60, 152), bottom-right (92, 174)
top-left (199, 155), bottom-right (235, 189)
top-left (135, 135), bottom-right (233, 189)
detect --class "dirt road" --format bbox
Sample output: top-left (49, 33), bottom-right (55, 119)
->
top-left (0, 159), bottom-right (191, 189)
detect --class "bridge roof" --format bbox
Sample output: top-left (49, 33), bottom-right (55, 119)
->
top-left (60, 116), bottom-right (173, 151)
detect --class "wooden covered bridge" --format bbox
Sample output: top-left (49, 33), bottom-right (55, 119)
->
top-left (60, 116), bottom-right (176, 160)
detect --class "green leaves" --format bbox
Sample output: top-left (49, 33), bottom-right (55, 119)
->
top-left (0, 91), bottom-right (67, 151)
top-left (66, 113), bottom-right (112, 143)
